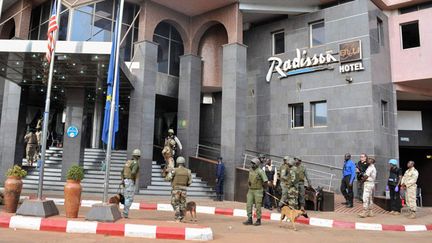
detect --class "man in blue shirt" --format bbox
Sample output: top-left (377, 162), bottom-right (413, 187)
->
top-left (340, 153), bottom-right (356, 208)
top-left (215, 157), bottom-right (225, 201)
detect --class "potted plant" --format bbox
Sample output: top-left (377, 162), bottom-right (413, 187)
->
top-left (64, 165), bottom-right (84, 218)
top-left (4, 165), bottom-right (27, 213)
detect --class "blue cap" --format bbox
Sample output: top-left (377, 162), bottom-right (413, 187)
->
top-left (388, 159), bottom-right (398, 165)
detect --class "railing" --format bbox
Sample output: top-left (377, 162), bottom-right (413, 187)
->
top-left (242, 151), bottom-right (338, 191)
top-left (195, 144), bottom-right (221, 160)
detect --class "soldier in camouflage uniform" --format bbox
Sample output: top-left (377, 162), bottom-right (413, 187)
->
top-left (279, 157), bottom-right (298, 209)
top-left (278, 156), bottom-right (289, 209)
top-left (243, 158), bottom-right (270, 226)
top-left (294, 157), bottom-right (311, 210)
top-left (24, 128), bottom-right (38, 167)
top-left (165, 156), bottom-right (192, 222)
top-left (120, 149), bottom-right (141, 218)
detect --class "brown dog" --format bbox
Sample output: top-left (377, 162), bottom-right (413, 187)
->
top-left (185, 201), bottom-right (197, 222)
top-left (279, 205), bottom-right (309, 231)
top-left (108, 194), bottom-right (124, 206)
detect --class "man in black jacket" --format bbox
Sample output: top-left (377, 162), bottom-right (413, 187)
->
top-left (388, 159), bottom-right (402, 215)
top-left (356, 153), bottom-right (368, 202)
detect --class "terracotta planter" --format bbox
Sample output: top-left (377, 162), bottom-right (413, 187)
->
top-left (64, 179), bottom-right (82, 218)
top-left (4, 176), bottom-right (23, 213)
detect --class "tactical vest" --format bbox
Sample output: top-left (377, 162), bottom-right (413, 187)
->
top-left (249, 168), bottom-right (264, 190)
top-left (172, 167), bottom-right (190, 188)
top-left (279, 164), bottom-right (289, 182)
top-left (122, 160), bottom-right (137, 179)
top-left (388, 167), bottom-right (401, 186)
top-left (296, 165), bottom-right (306, 182)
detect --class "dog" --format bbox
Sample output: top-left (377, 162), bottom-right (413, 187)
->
top-left (108, 193), bottom-right (125, 206)
top-left (279, 205), bottom-right (309, 231)
top-left (185, 201), bottom-right (197, 222)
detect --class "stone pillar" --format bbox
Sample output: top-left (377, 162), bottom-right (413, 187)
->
top-left (127, 40), bottom-right (158, 188)
top-left (91, 95), bottom-right (103, 149)
top-left (0, 80), bottom-right (22, 184)
top-left (177, 54), bottom-right (202, 165)
top-left (220, 43), bottom-right (247, 200)
top-left (61, 88), bottom-right (85, 179)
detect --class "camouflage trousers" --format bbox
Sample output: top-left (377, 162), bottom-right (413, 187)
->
top-left (123, 179), bottom-right (135, 217)
top-left (246, 189), bottom-right (263, 219)
top-left (362, 181), bottom-right (374, 210)
top-left (280, 184), bottom-right (298, 209)
top-left (171, 189), bottom-right (187, 220)
top-left (405, 185), bottom-right (417, 212)
top-left (26, 144), bottom-right (37, 165)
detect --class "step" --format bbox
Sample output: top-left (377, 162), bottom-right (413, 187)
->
top-left (139, 190), bottom-right (216, 197)
top-left (83, 155), bottom-right (127, 160)
top-left (151, 177), bottom-right (203, 183)
top-left (81, 178), bottom-right (123, 184)
top-left (83, 166), bottom-right (122, 171)
top-left (146, 185), bottom-right (214, 192)
top-left (23, 184), bottom-right (120, 193)
top-left (24, 175), bottom-right (62, 181)
top-left (150, 181), bottom-right (209, 187)
top-left (27, 171), bottom-right (61, 177)
top-left (84, 148), bottom-right (127, 154)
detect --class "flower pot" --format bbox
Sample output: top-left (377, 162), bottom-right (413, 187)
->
top-left (64, 179), bottom-right (82, 218)
top-left (4, 176), bottom-right (23, 213)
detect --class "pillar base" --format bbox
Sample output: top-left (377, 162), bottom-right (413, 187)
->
top-left (85, 203), bottom-right (122, 222)
top-left (16, 200), bottom-right (59, 218)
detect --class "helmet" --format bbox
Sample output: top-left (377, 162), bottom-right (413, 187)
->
top-left (168, 129), bottom-right (174, 134)
top-left (132, 149), bottom-right (141, 157)
top-left (295, 157), bottom-right (302, 162)
top-left (258, 153), bottom-right (265, 159)
top-left (176, 156), bottom-right (186, 164)
top-left (388, 159), bottom-right (398, 165)
top-left (251, 158), bottom-right (260, 165)
top-left (283, 156), bottom-right (290, 161)
top-left (287, 159), bottom-right (295, 166)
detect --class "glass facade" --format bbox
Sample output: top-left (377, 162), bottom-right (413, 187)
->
top-left (153, 22), bottom-right (184, 77)
top-left (29, 0), bottom-right (139, 61)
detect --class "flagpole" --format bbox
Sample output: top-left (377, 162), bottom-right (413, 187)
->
top-left (37, 0), bottom-right (62, 200)
top-left (103, 0), bottom-right (124, 203)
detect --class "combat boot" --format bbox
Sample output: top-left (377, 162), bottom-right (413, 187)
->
top-left (358, 210), bottom-right (368, 218)
top-left (243, 217), bottom-right (253, 225)
top-left (367, 210), bottom-right (374, 217)
top-left (253, 219), bottom-right (261, 226)
top-left (408, 211), bottom-right (416, 219)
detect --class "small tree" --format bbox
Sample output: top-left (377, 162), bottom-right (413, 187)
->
top-left (6, 165), bottom-right (27, 178)
top-left (66, 165), bottom-right (84, 181)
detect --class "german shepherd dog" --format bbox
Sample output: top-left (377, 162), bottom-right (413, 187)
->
top-left (185, 201), bottom-right (197, 222)
top-left (279, 206), bottom-right (309, 231)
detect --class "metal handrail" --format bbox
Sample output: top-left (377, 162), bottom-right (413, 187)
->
top-left (195, 144), bottom-right (221, 160)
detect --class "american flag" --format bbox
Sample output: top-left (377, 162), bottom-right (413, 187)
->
top-left (46, 0), bottom-right (58, 63)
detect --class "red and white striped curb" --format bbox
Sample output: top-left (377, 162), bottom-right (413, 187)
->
top-left (0, 214), bottom-right (213, 241)
top-left (19, 197), bottom-right (432, 232)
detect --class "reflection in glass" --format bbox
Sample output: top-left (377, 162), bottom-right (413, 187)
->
top-left (154, 35), bottom-right (169, 73)
top-left (38, 23), bottom-right (48, 40)
top-left (93, 17), bottom-right (112, 41)
top-left (58, 11), bottom-right (69, 41)
top-left (95, 0), bottom-right (113, 19)
top-left (313, 102), bottom-right (327, 126)
top-left (169, 42), bottom-right (183, 76)
top-left (311, 21), bottom-right (325, 47)
top-left (71, 10), bottom-right (92, 41)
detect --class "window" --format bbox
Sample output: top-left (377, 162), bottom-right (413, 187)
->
top-left (272, 31), bottom-right (285, 55)
top-left (311, 101), bottom-right (327, 127)
top-left (377, 17), bottom-right (384, 45)
top-left (381, 100), bottom-right (389, 127)
top-left (290, 103), bottom-right (304, 128)
top-left (399, 2), bottom-right (432, 14)
top-left (29, 1), bottom-right (69, 41)
top-left (153, 22), bottom-right (184, 76)
top-left (401, 21), bottom-right (420, 49)
top-left (310, 20), bottom-right (325, 47)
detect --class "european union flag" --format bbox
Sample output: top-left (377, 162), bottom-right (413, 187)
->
top-left (102, 9), bottom-right (120, 149)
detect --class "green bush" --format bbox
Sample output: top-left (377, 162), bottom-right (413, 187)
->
top-left (66, 165), bottom-right (84, 181)
top-left (6, 165), bottom-right (27, 178)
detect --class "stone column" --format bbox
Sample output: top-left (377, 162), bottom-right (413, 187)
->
top-left (220, 43), bottom-right (248, 200)
top-left (91, 95), bottom-right (103, 149)
top-left (127, 40), bottom-right (158, 188)
top-left (177, 54), bottom-right (202, 165)
top-left (61, 88), bottom-right (85, 179)
top-left (0, 79), bottom-right (22, 184)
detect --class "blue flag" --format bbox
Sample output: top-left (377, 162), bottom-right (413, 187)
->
top-left (102, 8), bottom-right (120, 149)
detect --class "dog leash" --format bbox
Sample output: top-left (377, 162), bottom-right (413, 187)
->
top-left (264, 191), bottom-right (295, 210)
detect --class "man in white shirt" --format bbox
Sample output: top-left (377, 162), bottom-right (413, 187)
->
top-left (358, 157), bottom-right (377, 218)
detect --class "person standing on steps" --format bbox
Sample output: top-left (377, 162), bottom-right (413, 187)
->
top-left (243, 158), bottom-right (270, 226)
top-left (356, 153), bottom-right (368, 202)
top-left (215, 156), bottom-right (225, 201)
top-left (120, 149), bottom-right (140, 218)
top-left (24, 128), bottom-right (38, 167)
top-left (340, 153), bottom-right (356, 208)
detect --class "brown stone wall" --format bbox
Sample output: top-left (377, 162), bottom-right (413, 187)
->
top-left (0, 0), bottom-right (32, 39)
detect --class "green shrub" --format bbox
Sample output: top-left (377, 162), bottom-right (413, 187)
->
top-left (66, 165), bottom-right (84, 181)
top-left (6, 165), bottom-right (27, 178)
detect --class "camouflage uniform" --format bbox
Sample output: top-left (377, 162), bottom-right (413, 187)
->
top-left (165, 157), bottom-right (192, 221)
top-left (24, 131), bottom-right (38, 166)
top-left (246, 166), bottom-right (268, 220)
top-left (401, 167), bottom-right (419, 214)
top-left (293, 163), bottom-right (311, 209)
top-left (121, 154), bottom-right (140, 218)
top-left (280, 161), bottom-right (298, 209)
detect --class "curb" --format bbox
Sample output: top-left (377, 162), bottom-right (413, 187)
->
top-left (0, 214), bottom-right (213, 241)
top-left (19, 197), bottom-right (432, 232)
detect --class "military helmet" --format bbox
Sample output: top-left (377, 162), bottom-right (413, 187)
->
top-left (251, 158), bottom-right (260, 165)
top-left (132, 149), bottom-right (141, 157)
top-left (287, 159), bottom-right (295, 166)
top-left (176, 156), bottom-right (186, 164)
top-left (283, 156), bottom-right (290, 161)
top-left (168, 129), bottom-right (174, 134)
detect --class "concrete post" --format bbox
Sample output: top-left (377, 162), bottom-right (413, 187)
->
top-left (220, 43), bottom-right (248, 200)
top-left (61, 88), bottom-right (85, 179)
top-left (91, 95), bottom-right (103, 149)
top-left (177, 54), bottom-right (202, 165)
top-left (127, 40), bottom-right (158, 189)
top-left (0, 79), bottom-right (23, 184)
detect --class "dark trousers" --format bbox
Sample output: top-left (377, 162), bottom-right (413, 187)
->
top-left (263, 186), bottom-right (275, 209)
top-left (340, 175), bottom-right (353, 204)
top-left (357, 180), bottom-right (364, 200)
top-left (216, 178), bottom-right (224, 200)
top-left (389, 185), bottom-right (401, 212)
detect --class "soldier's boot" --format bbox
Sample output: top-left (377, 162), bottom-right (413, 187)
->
top-left (243, 217), bottom-right (253, 225)
top-left (253, 219), bottom-right (261, 226)
top-left (408, 211), bottom-right (416, 219)
top-left (367, 209), bottom-right (374, 217)
top-left (358, 209), bottom-right (368, 218)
